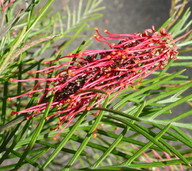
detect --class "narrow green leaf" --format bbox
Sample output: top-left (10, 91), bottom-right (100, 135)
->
top-left (0, 26), bottom-right (27, 75)
top-left (107, 115), bottom-right (170, 154)
top-left (96, 128), bottom-right (162, 151)
top-left (10, 149), bottom-right (41, 168)
top-left (70, 134), bottom-right (131, 159)
top-left (159, 138), bottom-right (191, 166)
top-left (0, 119), bottom-right (30, 164)
top-left (37, 140), bottom-right (86, 156)
top-left (1, 81), bottom-right (8, 124)
top-left (84, 0), bottom-right (92, 16)
top-left (66, 5), bottom-right (71, 30)
top-left (149, 93), bottom-right (192, 119)
top-left (77, 0), bottom-right (83, 22)
top-left (178, 40), bottom-right (192, 47)
top-left (91, 102), bottom-right (145, 168)
top-left (141, 118), bottom-right (192, 130)
top-left (24, 0), bottom-right (55, 36)
top-left (171, 126), bottom-right (192, 144)
top-left (77, 89), bottom-right (108, 95)
top-left (146, 81), bottom-right (192, 105)
top-left (91, 107), bottom-right (141, 121)
top-left (41, 111), bottom-right (89, 169)
top-left (114, 70), bottom-right (185, 109)
top-left (177, 56), bottom-right (192, 60)
top-left (170, 109), bottom-right (192, 122)
top-left (122, 123), bottom-right (172, 165)
top-left (171, 62), bottom-right (192, 66)
top-left (0, 164), bottom-right (17, 170)
top-left (63, 96), bottom-right (110, 170)
top-left (14, 94), bottom-right (54, 170)
top-left (94, 157), bottom-right (192, 169)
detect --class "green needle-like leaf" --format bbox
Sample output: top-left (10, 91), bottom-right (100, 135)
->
top-left (122, 123), bottom-right (172, 165)
top-left (63, 96), bottom-right (110, 171)
top-left (41, 110), bottom-right (90, 169)
top-left (90, 102), bottom-right (145, 168)
top-left (14, 94), bottom-right (54, 170)
top-left (150, 93), bottom-right (192, 119)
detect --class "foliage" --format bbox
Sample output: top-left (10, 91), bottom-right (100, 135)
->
top-left (0, 0), bottom-right (191, 170)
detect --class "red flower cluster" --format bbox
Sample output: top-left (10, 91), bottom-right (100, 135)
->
top-left (9, 26), bottom-right (178, 136)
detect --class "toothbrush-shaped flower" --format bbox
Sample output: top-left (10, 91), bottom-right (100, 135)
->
top-left (9, 26), bottom-right (178, 138)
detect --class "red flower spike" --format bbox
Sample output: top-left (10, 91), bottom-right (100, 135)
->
top-left (2, 0), bottom-right (16, 11)
top-left (9, 26), bottom-right (179, 139)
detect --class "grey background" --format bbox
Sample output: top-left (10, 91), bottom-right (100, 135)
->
top-left (91, 0), bottom-right (171, 33)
